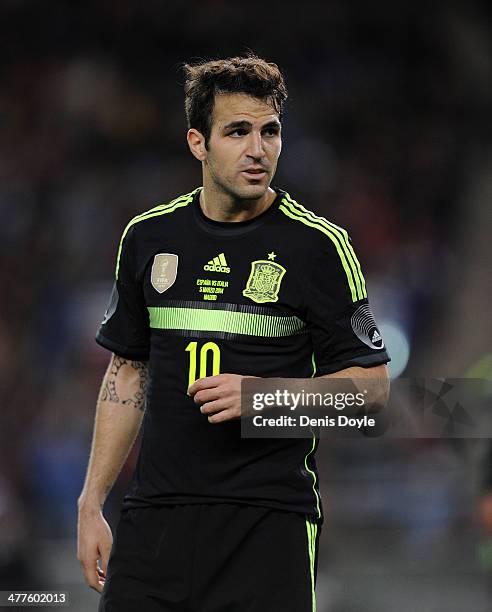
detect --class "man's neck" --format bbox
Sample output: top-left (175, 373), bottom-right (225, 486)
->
top-left (199, 180), bottom-right (276, 223)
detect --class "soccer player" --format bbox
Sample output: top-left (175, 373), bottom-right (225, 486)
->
top-left (77, 54), bottom-right (390, 612)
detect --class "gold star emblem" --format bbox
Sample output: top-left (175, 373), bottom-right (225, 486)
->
top-left (267, 251), bottom-right (277, 260)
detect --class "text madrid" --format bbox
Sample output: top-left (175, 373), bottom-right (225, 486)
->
top-left (252, 415), bottom-right (376, 429)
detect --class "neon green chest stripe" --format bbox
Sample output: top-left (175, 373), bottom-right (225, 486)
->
top-left (147, 306), bottom-right (305, 337)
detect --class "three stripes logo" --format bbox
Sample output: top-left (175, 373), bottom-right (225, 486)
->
top-left (204, 252), bottom-right (230, 273)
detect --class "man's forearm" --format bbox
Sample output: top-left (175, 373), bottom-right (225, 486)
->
top-left (189, 364), bottom-right (390, 423)
top-left (321, 364), bottom-right (390, 411)
top-left (78, 354), bottom-right (149, 510)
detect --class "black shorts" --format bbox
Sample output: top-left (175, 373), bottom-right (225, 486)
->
top-left (99, 504), bottom-right (320, 612)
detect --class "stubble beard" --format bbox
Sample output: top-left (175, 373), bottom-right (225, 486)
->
top-left (208, 163), bottom-right (273, 206)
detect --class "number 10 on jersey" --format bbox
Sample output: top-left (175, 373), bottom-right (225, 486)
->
top-left (185, 341), bottom-right (221, 387)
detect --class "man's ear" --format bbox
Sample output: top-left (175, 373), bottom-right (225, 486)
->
top-left (187, 129), bottom-right (207, 161)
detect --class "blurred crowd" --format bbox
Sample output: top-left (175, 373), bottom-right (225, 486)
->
top-left (0, 1), bottom-right (491, 608)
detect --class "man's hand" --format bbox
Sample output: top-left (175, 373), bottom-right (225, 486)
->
top-left (188, 373), bottom-right (247, 423)
top-left (77, 503), bottom-right (113, 593)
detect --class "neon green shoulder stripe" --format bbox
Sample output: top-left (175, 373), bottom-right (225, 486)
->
top-left (283, 193), bottom-right (366, 298)
top-left (115, 188), bottom-right (201, 279)
top-left (129, 187), bottom-right (202, 225)
top-left (285, 193), bottom-right (367, 299)
top-left (279, 200), bottom-right (360, 301)
top-left (279, 195), bottom-right (366, 301)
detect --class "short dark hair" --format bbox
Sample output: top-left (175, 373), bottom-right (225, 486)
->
top-left (183, 53), bottom-right (288, 146)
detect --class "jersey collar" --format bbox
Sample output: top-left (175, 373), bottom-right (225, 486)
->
top-left (192, 187), bottom-right (282, 237)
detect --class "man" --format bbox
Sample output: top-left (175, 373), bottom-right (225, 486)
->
top-left (78, 54), bottom-right (390, 612)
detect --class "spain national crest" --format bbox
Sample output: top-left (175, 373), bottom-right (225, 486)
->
top-left (242, 260), bottom-right (286, 304)
top-left (151, 253), bottom-right (178, 293)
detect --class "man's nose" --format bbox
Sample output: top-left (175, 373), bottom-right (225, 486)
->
top-left (246, 132), bottom-right (265, 160)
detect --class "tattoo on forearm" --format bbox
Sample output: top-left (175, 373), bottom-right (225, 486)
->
top-left (100, 357), bottom-right (149, 411)
top-left (100, 378), bottom-right (118, 402)
top-left (122, 361), bottom-right (149, 412)
top-left (100, 356), bottom-right (125, 402)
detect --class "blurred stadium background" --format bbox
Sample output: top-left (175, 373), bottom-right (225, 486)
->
top-left (0, 1), bottom-right (491, 610)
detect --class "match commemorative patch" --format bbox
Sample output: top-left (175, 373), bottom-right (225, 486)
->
top-left (350, 304), bottom-right (384, 350)
top-left (151, 253), bottom-right (178, 293)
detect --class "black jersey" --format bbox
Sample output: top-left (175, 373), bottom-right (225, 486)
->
top-left (96, 187), bottom-right (390, 521)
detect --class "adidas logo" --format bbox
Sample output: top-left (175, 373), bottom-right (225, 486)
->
top-left (371, 330), bottom-right (381, 343)
top-left (204, 252), bottom-right (230, 273)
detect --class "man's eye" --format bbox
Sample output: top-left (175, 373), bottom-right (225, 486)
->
top-left (228, 129), bottom-right (246, 137)
top-left (263, 128), bottom-right (279, 137)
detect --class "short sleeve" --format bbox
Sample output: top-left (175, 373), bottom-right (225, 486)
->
top-left (306, 233), bottom-right (390, 376)
top-left (95, 225), bottom-right (150, 360)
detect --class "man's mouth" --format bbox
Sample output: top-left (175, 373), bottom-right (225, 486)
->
top-left (241, 168), bottom-right (267, 179)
